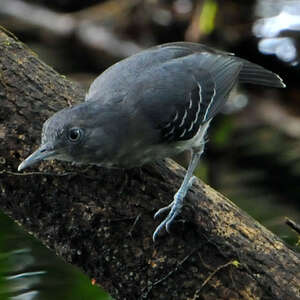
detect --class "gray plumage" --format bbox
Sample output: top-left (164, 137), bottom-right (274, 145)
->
top-left (18, 42), bottom-right (285, 240)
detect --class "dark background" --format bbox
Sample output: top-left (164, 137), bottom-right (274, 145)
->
top-left (1, 0), bottom-right (299, 299)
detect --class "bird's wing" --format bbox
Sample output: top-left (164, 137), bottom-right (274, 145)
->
top-left (155, 42), bottom-right (285, 88)
top-left (86, 42), bottom-right (284, 104)
top-left (128, 52), bottom-right (242, 143)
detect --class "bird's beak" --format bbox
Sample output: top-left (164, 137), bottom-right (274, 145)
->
top-left (18, 143), bottom-right (56, 171)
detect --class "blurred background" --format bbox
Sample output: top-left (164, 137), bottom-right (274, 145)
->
top-left (1, 0), bottom-right (300, 299)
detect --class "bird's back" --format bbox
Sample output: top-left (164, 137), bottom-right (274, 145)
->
top-left (86, 42), bottom-right (284, 104)
top-left (85, 43), bottom-right (199, 103)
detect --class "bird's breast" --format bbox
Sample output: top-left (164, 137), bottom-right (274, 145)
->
top-left (93, 128), bottom-right (208, 168)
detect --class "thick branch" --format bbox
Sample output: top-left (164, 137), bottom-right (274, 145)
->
top-left (0, 29), bottom-right (299, 300)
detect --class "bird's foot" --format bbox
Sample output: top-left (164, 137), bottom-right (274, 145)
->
top-left (152, 176), bottom-right (196, 241)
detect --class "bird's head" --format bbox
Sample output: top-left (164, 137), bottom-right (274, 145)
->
top-left (18, 102), bottom-right (119, 171)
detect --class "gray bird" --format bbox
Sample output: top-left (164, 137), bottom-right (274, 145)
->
top-left (18, 42), bottom-right (285, 241)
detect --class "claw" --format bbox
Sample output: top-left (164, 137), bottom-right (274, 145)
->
top-left (153, 201), bottom-right (174, 219)
top-left (152, 220), bottom-right (167, 241)
top-left (152, 195), bottom-right (183, 241)
top-left (152, 175), bottom-right (197, 241)
top-left (152, 149), bottom-right (202, 241)
top-left (165, 207), bottom-right (181, 232)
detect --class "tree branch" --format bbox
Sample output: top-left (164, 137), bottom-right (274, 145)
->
top-left (1, 29), bottom-right (299, 300)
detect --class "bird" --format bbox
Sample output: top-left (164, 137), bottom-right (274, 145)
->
top-left (18, 42), bottom-right (285, 241)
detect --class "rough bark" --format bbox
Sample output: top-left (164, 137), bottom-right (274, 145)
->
top-left (0, 29), bottom-right (299, 300)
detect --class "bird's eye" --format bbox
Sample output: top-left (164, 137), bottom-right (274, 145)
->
top-left (67, 128), bottom-right (82, 143)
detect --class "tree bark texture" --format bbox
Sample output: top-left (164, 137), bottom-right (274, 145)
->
top-left (0, 29), bottom-right (299, 300)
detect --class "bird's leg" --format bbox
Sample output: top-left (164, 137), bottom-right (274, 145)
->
top-left (153, 147), bottom-right (203, 241)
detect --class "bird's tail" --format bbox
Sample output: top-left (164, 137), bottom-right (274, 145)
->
top-left (238, 59), bottom-right (286, 88)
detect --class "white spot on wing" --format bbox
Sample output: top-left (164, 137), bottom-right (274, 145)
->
top-left (189, 97), bottom-right (192, 109)
top-left (203, 85), bottom-right (216, 122)
top-left (169, 126), bottom-right (175, 135)
top-left (164, 122), bottom-right (171, 129)
top-left (197, 83), bottom-right (202, 105)
top-left (188, 83), bottom-right (202, 131)
top-left (179, 109), bottom-right (187, 127)
top-left (164, 125), bottom-right (175, 137)
top-left (179, 129), bottom-right (186, 138)
top-left (173, 111), bottom-right (178, 122)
